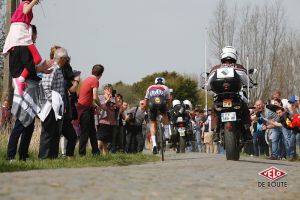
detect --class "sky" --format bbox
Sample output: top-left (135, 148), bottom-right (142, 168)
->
top-left (31, 0), bottom-right (300, 85)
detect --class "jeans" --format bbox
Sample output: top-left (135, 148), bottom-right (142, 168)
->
top-left (282, 127), bottom-right (296, 158)
top-left (218, 143), bottom-right (225, 154)
top-left (253, 131), bottom-right (265, 156)
top-left (296, 132), bottom-right (300, 156)
top-left (270, 128), bottom-right (283, 158)
top-left (195, 128), bottom-right (202, 152)
top-left (7, 119), bottom-right (35, 160)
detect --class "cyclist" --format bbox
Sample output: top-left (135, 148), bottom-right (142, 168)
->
top-left (145, 77), bottom-right (171, 154)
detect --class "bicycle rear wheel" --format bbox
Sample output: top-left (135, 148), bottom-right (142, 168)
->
top-left (158, 121), bottom-right (164, 161)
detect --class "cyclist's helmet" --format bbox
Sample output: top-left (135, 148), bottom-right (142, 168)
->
top-left (183, 100), bottom-right (193, 111)
top-left (221, 46), bottom-right (238, 64)
top-left (154, 77), bottom-right (166, 85)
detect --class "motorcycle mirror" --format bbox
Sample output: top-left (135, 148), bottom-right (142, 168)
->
top-left (200, 72), bottom-right (209, 79)
top-left (248, 68), bottom-right (257, 75)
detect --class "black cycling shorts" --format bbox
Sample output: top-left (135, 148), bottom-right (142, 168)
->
top-left (148, 96), bottom-right (167, 121)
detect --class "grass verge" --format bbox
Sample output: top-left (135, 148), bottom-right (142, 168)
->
top-left (0, 152), bottom-right (159, 173)
top-left (0, 133), bottom-right (159, 173)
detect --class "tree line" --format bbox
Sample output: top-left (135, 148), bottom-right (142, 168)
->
top-left (112, 71), bottom-right (210, 108)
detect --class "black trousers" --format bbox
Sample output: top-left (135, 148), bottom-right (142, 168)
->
top-left (136, 126), bottom-right (145, 152)
top-left (38, 109), bottom-right (61, 159)
top-left (60, 118), bottom-right (78, 156)
top-left (111, 125), bottom-right (126, 153)
top-left (7, 119), bottom-right (35, 160)
top-left (79, 108), bottom-right (99, 155)
top-left (125, 125), bottom-right (143, 153)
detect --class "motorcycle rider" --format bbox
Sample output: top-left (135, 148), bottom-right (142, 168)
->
top-left (206, 46), bottom-right (253, 142)
top-left (145, 77), bottom-right (171, 154)
top-left (183, 100), bottom-right (193, 112)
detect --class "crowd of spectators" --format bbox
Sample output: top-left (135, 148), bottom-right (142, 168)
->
top-left (247, 90), bottom-right (300, 161)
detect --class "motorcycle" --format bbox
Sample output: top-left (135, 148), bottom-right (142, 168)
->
top-left (209, 67), bottom-right (256, 160)
top-left (169, 100), bottom-right (194, 153)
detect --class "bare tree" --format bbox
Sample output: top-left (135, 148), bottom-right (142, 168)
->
top-left (208, 0), bottom-right (298, 103)
top-left (0, 0), bottom-right (6, 95)
top-left (0, 0), bottom-right (6, 67)
top-left (263, 1), bottom-right (287, 99)
top-left (209, 0), bottom-right (227, 58)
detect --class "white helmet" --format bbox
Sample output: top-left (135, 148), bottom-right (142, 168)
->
top-left (172, 99), bottom-right (181, 107)
top-left (183, 100), bottom-right (193, 111)
top-left (221, 46), bottom-right (238, 63)
top-left (155, 77), bottom-right (165, 85)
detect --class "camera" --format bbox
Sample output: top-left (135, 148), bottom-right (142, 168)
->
top-left (112, 89), bottom-right (116, 97)
top-left (127, 113), bottom-right (135, 125)
top-left (127, 113), bottom-right (134, 120)
top-left (110, 89), bottom-right (117, 103)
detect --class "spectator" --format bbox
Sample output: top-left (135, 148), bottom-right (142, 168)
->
top-left (6, 24), bottom-right (52, 161)
top-left (266, 98), bottom-right (284, 160)
top-left (3, 0), bottom-right (42, 96)
top-left (125, 100), bottom-right (147, 153)
top-left (203, 109), bottom-right (214, 153)
top-left (111, 93), bottom-right (124, 153)
top-left (38, 48), bottom-right (67, 159)
top-left (275, 106), bottom-right (296, 161)
top-left (116, 98), bottom-right (128, 152)
top-left (0, 99), bottom-right (12, 133)
top-left (288, 96), bottom-right (300, 157)
top-left (194, 108), bottom-right (205, 152)
top-left (59, 67), bottom-right (81, 159)
top-left (251, 100), bottom-right (274, 157)
top-left (271, 90), bottom-right (291, 113)
top-left (97, 84), bottom-right (118, 155)
top-left (77, 64), bottom-right (104, 156)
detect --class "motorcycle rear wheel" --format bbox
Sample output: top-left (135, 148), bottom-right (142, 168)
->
top-left (224, 122), bottom-right (240, 161)
top-left (158, 121), bottom-right (164, 161)
top-left (179, 136), bottom-right (186, 153)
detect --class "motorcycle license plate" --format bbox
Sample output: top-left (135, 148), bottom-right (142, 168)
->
top-left (221, 112), bottom-right (237, 122)
top-left (178, 127), bottom-right (185, 136)
top-left (223, 99), bottom-right (232, 107)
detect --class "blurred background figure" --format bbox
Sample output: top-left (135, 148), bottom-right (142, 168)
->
top-left (0, 99), bottom-right (12, 134)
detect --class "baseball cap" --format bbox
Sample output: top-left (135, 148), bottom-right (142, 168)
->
top-left (288, 95), bottom-right (299, 104)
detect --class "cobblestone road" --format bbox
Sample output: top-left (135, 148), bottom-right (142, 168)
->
top-left (0, 152), bottom-right (299, 200)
